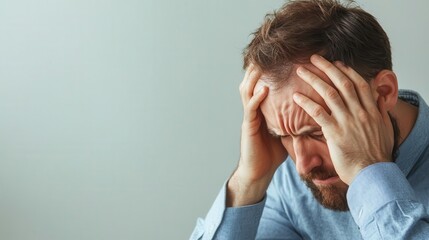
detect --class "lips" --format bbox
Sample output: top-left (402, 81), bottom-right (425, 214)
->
top-left (312, 176), bottom-right (340, 185)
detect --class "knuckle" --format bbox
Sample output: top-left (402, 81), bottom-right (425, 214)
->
top-left (358, 82), bottom-right (370, 91)
top-left (246, 87), bottom-right (254, 97)
top-left (308, 74), bottom-right (319, 83)
top-left (341, 79), bottom-right (354, 91)
top-left (312, 106), bottom-right (325, 118)
top-left (239, 86), bottom-right (246, 95)
top-left (325, 88), bottom-right (339, 99)
top-left (357, 109), bottom-right (370, 122)
top-left (326, 64), bottom-right (338, 73)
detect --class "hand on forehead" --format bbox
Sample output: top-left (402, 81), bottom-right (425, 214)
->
top-left (253, 63), bottom-right (334, 93)
top-left (254, 63), bottom-right (333, 136)
top-left (254, 63), bottom-right (334, 108)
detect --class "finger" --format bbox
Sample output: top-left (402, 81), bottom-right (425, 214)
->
top-left (244, 86), bottom-right (268, 122)
top-left (334, 61), bottom-right (378, 111)
top-left (310, 55), bottom-right (361, 111)
top-left (378, 97), bottom-right (395, 161)
top-left (243, 64), bottom-right (255, 84)
top-left (239, 64), bottom-right (255, 96)
top-left (292, 92), bottom-right (334, 127)
top-left (240, 67), bottom-right (261, 104)
top-left (239, 64), bottom-right (254, 93)
top-left (377, 97), bottom-right (393, 135)
top-left (296, 66), bottom-right (347, 114)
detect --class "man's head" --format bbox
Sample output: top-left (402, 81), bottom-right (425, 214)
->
top-left (243, 0), bottom-right (392, 83)
top-left (243, 0), bottom-right (394, 211)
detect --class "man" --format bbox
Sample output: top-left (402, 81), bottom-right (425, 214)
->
top-left (191, 0), bottom-right (429, 239)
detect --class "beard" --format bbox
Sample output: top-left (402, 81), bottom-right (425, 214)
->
top-left (300, 167), bottom-right (349, 211)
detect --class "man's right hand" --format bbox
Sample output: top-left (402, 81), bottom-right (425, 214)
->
top-left (227, 64), bottom-right (288, 207)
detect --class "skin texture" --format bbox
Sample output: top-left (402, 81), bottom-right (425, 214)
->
top-left (257, 63), bottom-right (351, 210)
top-left (227, 64), bottom-right (287, 207)
top-left (227, 54), bottom-right (407, 210)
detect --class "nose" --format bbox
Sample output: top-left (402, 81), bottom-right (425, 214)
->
top-left (293, 137), bottom-right (322, 176)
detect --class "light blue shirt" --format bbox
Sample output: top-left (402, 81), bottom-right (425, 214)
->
top-left (191, 90), bottom-right (429, 240)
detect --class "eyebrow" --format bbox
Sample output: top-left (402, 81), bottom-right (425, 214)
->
top-left (268, 126), bottom-right (322, 138)
top-left (268, 129), bottom-right (287, 138)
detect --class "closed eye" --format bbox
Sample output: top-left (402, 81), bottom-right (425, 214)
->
top-left (311, 131), bottom-right (325, 140)
top-left (268, 129), bottom-right (289, 139)
top-left (312, 131), bottom-right (323, 136)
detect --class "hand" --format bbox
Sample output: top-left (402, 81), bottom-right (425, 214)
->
top-left (227, 64), bottom-right (288, 207)
top-left (292, 55), bottom-right (394, 185)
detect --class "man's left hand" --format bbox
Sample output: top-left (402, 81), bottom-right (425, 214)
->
top-left (293, 54), bottom-right (395, 185)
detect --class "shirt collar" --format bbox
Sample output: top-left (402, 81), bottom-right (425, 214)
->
top-left (395, 90), bottom-right (429, 176)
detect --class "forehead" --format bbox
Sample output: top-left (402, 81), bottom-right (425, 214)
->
top-left (258, 64), bottom-right (330, 135)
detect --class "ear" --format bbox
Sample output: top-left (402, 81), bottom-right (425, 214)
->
top-left (369, 70), bottom-right (398, 111)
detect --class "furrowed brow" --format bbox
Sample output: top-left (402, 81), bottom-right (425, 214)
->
top-left (298, 127), bottom-right (322, 135)
top-left (268, 126), bottom-right (321, 138)
top-left (268, 128), bottom-right (288, 138)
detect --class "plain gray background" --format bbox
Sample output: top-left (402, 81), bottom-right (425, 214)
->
top-left (0, 0), bottom-right (428, 239)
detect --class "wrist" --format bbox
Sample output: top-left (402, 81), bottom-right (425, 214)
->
top-left (226, 171), bottom-right (271, 207)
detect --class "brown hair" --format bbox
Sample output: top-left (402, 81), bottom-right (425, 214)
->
top-left (243, 0), bottom-right (392, 82)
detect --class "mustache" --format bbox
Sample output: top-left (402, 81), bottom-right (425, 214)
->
top-left (300, 166), bottom-right (338, 182)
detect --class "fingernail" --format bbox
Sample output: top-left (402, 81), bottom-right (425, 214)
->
top-left (297, 67), bottom-right (307, 75)
top-left (312, 54), bottom-right (323, 61)
top-left (293, 93), bottom-right (301, 102)
top-left (335, 61), bottom-right (345, 67)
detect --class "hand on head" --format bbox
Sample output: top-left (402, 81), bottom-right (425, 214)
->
top-left (293, 55), bottom-right (397, 184)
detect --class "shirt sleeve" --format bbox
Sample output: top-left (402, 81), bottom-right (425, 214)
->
top-left (189, 181), bottom-right (266, 240)
top-left (347, 162), bottom-right (429, 239)
top-left (190, 178), bottom-right (303, 240)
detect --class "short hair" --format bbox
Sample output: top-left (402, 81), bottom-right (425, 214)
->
top-left (243, 0), bottom-right (392, 83)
